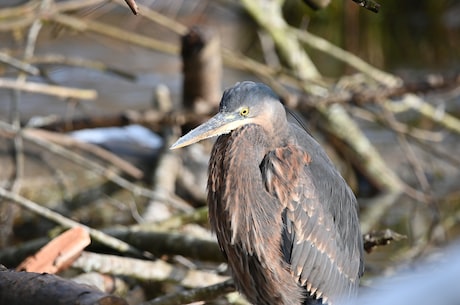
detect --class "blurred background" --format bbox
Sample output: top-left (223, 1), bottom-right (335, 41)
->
top-left (0, 0), bottom-right (460, 304)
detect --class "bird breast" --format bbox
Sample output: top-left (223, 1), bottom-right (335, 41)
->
top-left (207, 124), bottom-right (305, 305)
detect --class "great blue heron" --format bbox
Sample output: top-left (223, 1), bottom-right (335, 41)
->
top-left (171, 81), bottom-right (364, 305)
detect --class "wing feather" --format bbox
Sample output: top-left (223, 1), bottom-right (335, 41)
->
top-left (263, 139), bottom-right (363, 305)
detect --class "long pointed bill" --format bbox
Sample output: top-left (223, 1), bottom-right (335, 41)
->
top-left (170, 112), bottom-right (248, 149)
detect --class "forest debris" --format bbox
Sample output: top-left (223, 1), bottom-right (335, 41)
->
top-left (16, 226), bottom-right (90, 273)
top-left (30, 54), bottom-right (137, 81)
top-left (0, 77), bottom-right (97, 100)
top-left (384, 94), bottom-right (460, 135)
top-left (26, 128), bottom-right (144, 179)
top-left (1, 121), bottom-right (189, 210)
top-left (143, 84), bottom-right (191, 222)
top-left (143, 279), bottom-right (236, 305)
top-left (321, 103), bottom-right (404, 191)
top-left (50, 13), bottom-right (178, 55)
top-left (292, 28), bottom-right (400, 87)
top-left (240, 0), bottom-right (321, 82)
top-left (351, 0), bottom-right (380, 13)
top-left (0, 52), bottom-right (39, 76)
top-left (363, 229), bottom-right (406, 253)
top-left (0, 187), bottom-right (151, 260)
top-left (0, 268), bottom-right (128, 305)
top-left (72, 251), bottom-right (229, 286)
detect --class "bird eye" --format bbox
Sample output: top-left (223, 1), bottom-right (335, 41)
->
top-left (240, 107), bottom-right (249, 117)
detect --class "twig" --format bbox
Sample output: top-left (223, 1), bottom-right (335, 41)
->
top-left (143, 85), bottom-right (184, 222)
top-left (349, 105), bottom-right (444, 142)
top-left (351, 0), bottom-right (380, 13)
top-left (240, 0), bottom-right (321, 82)
top-left (0, 0), bottom-right (107, 31)
top-left (394, 131), bottom-right (431, 195)
top-left (49, 13), bottom-right (178, 55)
top-left (0, 187), bottom-right (151, 259)
top-left (363, 229), bottom-right (406, 253)
top-left (291, 27), bottom-right (400, 87)
top-left (3, 0), bottom-right (52, 248)
top-left (26, 129), bottom-right (144, 179)
top-left (112, 0), bottom-right (188, 34)
top-left (0, 78), bottom-right (98, 100)
top-left (0, 52), bottom-right (40, 76)
top-left (384, 94), bottom-right (460, 135)
top-left (142, 279), bottom-right (235, 305)
top-left (0, 1), bottom-right (38, 19)
top-left (360, 192), bottom-right (402, 233)
top-left (72, 251), bottom-right (228, 286)
top-left (318, 103), bottom-right (403, 191)
top-left (412, 138), bottom-right (460, 168)
top-left (0, 122), bottom-right (191, 211)
top-left (30, 54), bottom-right (137, 80)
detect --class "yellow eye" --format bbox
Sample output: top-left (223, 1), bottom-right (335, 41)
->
top-left (240, 107), bottom-right (249, 117)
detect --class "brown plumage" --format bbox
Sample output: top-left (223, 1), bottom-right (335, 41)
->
top-left (171, 81), bottom-right (364, 305)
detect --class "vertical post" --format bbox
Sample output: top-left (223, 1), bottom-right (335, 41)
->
top-left (181, 27), bottom-right (222, 114)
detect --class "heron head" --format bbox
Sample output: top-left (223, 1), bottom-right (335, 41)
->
top-left (170, 81), bottom-right (284, 149)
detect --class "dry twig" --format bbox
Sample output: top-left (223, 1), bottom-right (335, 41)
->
top-left (0, 187), bottom-right (151, 259)
top-left (363, 229), bottom-right (406, 253)
top-left (72, 251), bottom-right (228, 286)
top-left (142, 279), bottom-right (236, 305)
top-left (0, 77), bottom-right (97, 100)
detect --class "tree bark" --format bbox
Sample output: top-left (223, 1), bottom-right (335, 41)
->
top-left (0, 268), bottom-right (128, 305)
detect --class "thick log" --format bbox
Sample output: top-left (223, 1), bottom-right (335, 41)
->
top-left (0, 268), bottom-right (128, 305)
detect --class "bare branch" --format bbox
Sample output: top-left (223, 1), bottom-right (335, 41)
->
top-left (0, 77), bottom-right (97, 100)
top-left (142, 279), bottom-right (236, 305)
top-left (0, 187), bottom-right (151, 259)
top-left (363, 229), bottom-right (406, 253)
top-left (351, 0), bottom-right (380, 13)
top-left (72, 251), bottom-right (228, 286)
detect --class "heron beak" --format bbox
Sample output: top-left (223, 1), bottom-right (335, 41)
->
top-left (170, 112), bottom-right (247, 149)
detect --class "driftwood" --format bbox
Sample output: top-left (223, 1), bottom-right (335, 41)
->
top-left (0, 267), bottom-right (127, 305)
top-left (72, 252), bottom-right (228, 287)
